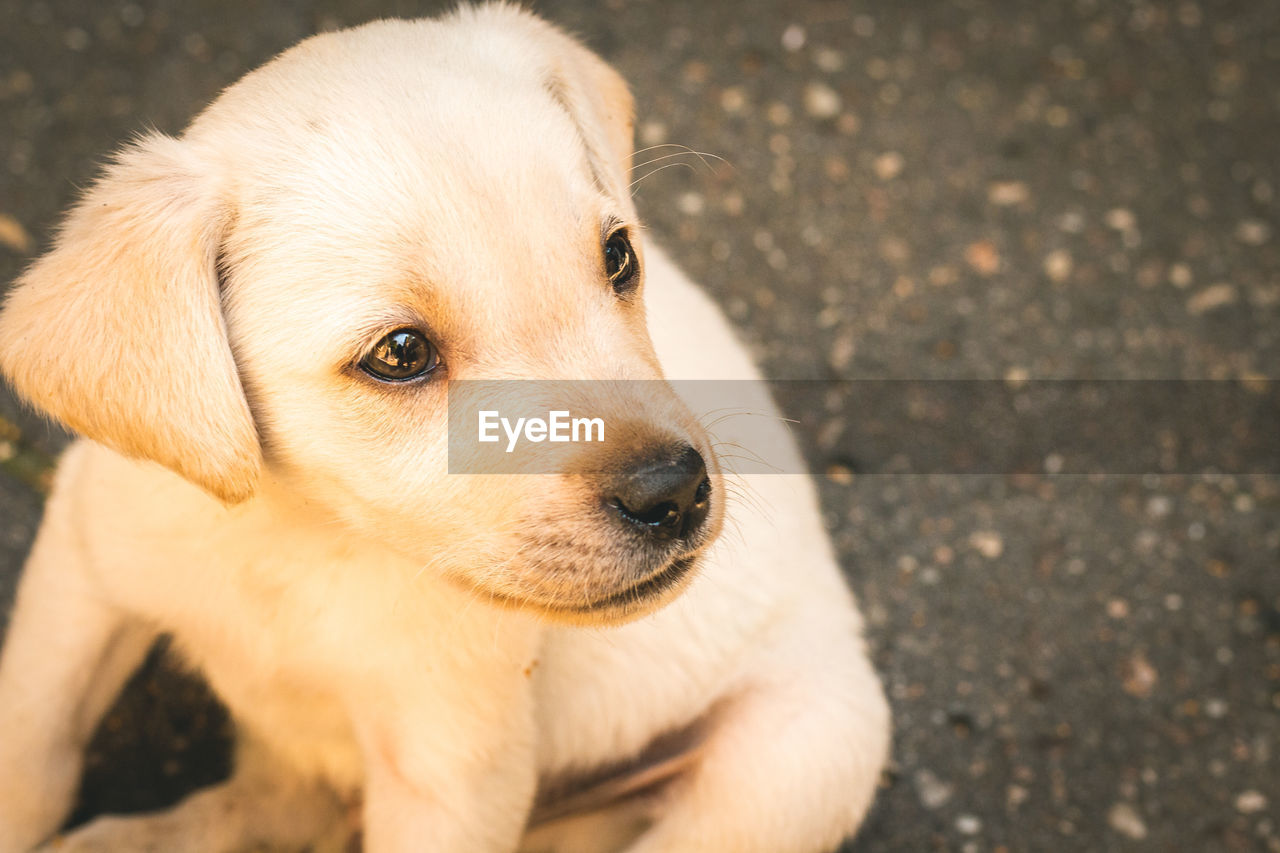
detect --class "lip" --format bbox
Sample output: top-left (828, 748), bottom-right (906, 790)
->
top-left (574, 552), bottom-right (699, 614)
top-left (460, 551), bottom-right (703, 620)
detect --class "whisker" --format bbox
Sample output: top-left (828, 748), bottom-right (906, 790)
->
top-left (698, 407), bottom-right (764, 431)
top-left (698, 406), bottom-right (800, 433)
top-left (629, 149), bottom-right (728, 175)
top-left (630, 142), bottom-right (691, 157)
top-left (629, 143), bottom-right (731, 174)
top-left (630, 151), bottom-right (701, 173)
top-left (714, 440), bottom-right (783, 475)
top-left (629, 161), bottom-right (697, 193)
top-left (722, 479), bottom-right (772, 523)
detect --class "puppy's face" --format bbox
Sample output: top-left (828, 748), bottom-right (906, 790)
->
top-left (218, 62), bottom-right (720, 620)
top-left (0, 13), bottom-right (721, 623)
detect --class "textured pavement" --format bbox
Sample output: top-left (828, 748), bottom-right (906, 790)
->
top-left (1, 1), bottom-right (1278, 851)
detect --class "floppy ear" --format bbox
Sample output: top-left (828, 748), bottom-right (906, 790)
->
top-left (533, 19), bottom-right (637, 203)
top-left (0, 132), bottom-right (261, 503)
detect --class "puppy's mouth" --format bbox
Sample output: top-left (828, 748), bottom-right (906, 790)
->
top-left (472, 550), bottom-right (703, 623)
top-left (571, 552), bottom-right (699, 615)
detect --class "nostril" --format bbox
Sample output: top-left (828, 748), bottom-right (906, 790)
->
top-left (681, 477), bottom-right (712, 539)
top-left (613, 498), bottom-right (681, 528)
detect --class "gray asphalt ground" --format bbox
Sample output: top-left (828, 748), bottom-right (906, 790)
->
top-left (1, 1), bottom-right (1278, 851)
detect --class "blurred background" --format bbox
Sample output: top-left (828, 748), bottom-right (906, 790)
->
top-left (0, 1), bottom-right (1277, 850)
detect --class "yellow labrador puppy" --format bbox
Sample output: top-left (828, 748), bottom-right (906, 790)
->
top-left (0, 5), bottom-right (889, 852)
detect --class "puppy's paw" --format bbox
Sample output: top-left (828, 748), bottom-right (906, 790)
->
top-left (0, 776), bottom-right (77, 853)
top-left (32, 816), bottom-right (163, 853)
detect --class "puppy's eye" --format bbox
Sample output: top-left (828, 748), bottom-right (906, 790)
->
top-left (360, 329), bottom-right (440, 382)
top-left (604, 228), bottom-right (639, 294)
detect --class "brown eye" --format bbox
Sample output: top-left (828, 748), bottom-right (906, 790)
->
top-left (604, 228), bottom-right (639, 294)
top-left (360, 329), bottom-right (439, 382)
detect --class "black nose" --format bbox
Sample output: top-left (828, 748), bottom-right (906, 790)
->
top-left (610, 445), bottom-right (711, 542)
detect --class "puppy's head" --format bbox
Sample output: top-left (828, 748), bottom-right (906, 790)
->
top-left (0, 6), bottom-right (721, 623)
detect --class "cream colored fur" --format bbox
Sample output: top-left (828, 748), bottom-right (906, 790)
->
top-left (0, 6), bottom-right (889, 852)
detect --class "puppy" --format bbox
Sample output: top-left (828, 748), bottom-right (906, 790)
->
top-left (0, 6), bottom-right (889, 852)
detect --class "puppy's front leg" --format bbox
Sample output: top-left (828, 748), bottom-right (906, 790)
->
top-left (352, 648), bottom-right (540, 853)
top-left (0, 480), bottom-right (156, 852)
top-left (625, 616), bottom-right (890, 853)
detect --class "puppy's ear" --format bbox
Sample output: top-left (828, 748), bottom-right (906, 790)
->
top-left (536, 21), bottom-right (637, 202)
top-left (0, 132), bottom-right (261, 503)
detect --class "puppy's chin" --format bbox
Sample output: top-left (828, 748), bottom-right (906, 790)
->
top-left (554, 553), bottom-right (702, 626)
top-left (470, 553), bottom-right (704, 627)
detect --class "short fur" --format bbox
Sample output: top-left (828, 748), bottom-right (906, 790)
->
top-left (0, 6), bottom-right (889, 852)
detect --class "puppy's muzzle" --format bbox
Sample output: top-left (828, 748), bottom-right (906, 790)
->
top-left (609, 444), bottom-right (711, 544)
